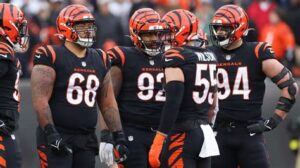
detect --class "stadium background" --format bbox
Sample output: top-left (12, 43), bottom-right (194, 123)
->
top-left (4, 0), bottom-right (300, 167)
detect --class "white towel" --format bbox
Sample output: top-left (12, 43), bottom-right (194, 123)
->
top-left (199, 124), bottom-right (220, 158)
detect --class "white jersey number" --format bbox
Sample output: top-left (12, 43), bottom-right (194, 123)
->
top-left (67, 73), bottom-right (100, 107)
top-left (137, 72), bottom-right (165, 101)
top-left (217, 67), bottom-right (251, 100)
top-left (193, 64), bottom-right (217, 105)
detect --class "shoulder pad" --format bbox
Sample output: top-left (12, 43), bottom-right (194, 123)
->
top-left (33, 45), bottom-right (57, 67)
top-left (0, 42), bottom-right (15, 62)
top-left (254, 42), bottom-right (276, 61)
top-left (107, 46), bottom-right (126, 67)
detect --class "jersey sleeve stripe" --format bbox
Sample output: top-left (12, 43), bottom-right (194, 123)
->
top-left (114, 46), bottom-right (126, 66)
top-left (0, 49), bottom-right (9, 54)
top-left (165, 53), bottom-right (185, 60)
top-left (0, 42), bottom-right (14, 55)
top-left (107, 50), bottom-right (117, 59)
top-left (99, 49), bottom-right (108, 68)
top-left (37, 46), bottom-right (48, 56)
top-left (46, 45), bottom-right (56, 64)
top-left (254, 42), bottom-right (264, 59)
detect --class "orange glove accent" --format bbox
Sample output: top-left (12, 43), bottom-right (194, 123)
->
top-left (149, 131), bottom-right (167, 168)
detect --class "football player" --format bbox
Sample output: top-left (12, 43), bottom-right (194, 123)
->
top-left (31, 4), bottom-right (128, 168)
top-left (148, 9), bottom-right (219, 168)
top-left (99, 8), bottom-right (168, 168)
top-left (209, 5), bottom-right (299, 168)
top-left (0, 3), bottom-right (29, 168)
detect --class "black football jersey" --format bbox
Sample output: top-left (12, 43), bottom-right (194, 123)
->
top-left (107, 46), bottom-right (165, 128)
top-left (0, 42), bottom-right (21, 114)
top-left (208, 42), bottom-right (276, 122)
top-left (33, 45), bottom-right (110, 134)
top-left (163, 46), bottom-right (217, 122)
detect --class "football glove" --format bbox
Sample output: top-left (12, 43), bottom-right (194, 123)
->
top-left (0, 120), bottom-right (12, 137)
top-left (247, 114), bottom-right (282, 134)
top-left (149, 131), bottom-right (166, 168)
top-left (44, 124), bottom-right (72, 155)
top-left (112, 131), bottom-right (129, 163)
top-left (99, 129), bottom-right (114, 166)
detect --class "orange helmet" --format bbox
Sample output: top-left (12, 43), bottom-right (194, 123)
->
top-left (129, 8), bottom-right (167, 56)
top-left (209, 4), bottom-right (249, 47)
top-left (56, 4), bottom-right (96, 47)
top-left (0, 3), bottom-right (29, 53)
top-left (162, 9), bottom-right (199, 47)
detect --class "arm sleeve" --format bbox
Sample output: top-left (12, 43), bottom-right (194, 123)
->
top-left (0, 61), bottom-right (9, 77)
top-left (33, 46), bottom-right (55, 68)
top-left (158, 81), bottom-right (184, 135)
top-left (106, 46), bottom-right (126, 69)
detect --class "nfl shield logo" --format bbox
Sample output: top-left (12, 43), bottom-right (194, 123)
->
top-left (225, 55), bottom-right (231, 61)
top-left (81, 61), bottom-right (87, 67)
top-left (149, 60), bottom-right (154, 66)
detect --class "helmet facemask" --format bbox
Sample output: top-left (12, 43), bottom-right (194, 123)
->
top-left (6, 19), bottom-right (29, 53)
top-left (72, 21), bottom-right (96, 48)
top-left (138, 29), bottom-right (167, 57)
top-left (210, 24), bottom-right (236, 48)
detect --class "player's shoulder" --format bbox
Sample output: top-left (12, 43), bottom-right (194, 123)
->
top-left (107, 46), bottom-right (139, 67)
top-left (34, 45), bottom-right (58, 65)
top-left (89, 48), bottom-right (110, 68)
top-left (252, 42), bottom-right (276, 61)
top-left (0, 42), bottom-right (15, 62)
top-left (163, 47), bottom-right (188, 67)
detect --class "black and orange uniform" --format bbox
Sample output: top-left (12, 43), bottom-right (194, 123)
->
top-left (34, 45), bottom-right (110, 168)
top-left (209, 42), bottom-right (275, 168)
top-left (107, 46), bottom-right (165, 167)
top-left (160, 46), bottom-right (217, 168)
top-left (0, 42), bottom-right (22, 168)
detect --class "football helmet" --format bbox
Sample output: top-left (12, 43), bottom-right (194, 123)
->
top-left (209, 4), bottom-right (249, 47)
top-left (161, 9), bottom-right (199, 47)
top-left (56, 4), bottom-right (96, 48)
top-left (129, 8), bottom-right (167, 56)
top-left (0, 3), bottom-right (29, 53)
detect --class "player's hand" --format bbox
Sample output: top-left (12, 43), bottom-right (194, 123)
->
top-left (247, 114), bottom-right (282, 135)
top-left (44, 124), bottom-right (72, 155)
top-left (112, 131), bottom-right (129, 163)
top-left (99, 129), bottom-right (114, 166)
top-left (149, 131), bottom-right (166, 168)
top-left (0, 120), bottom-right (12, 137)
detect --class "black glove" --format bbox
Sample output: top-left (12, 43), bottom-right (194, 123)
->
top-left (101, 129), bottom-right (113, 143)
top-left (247, 114), bottom-right (283, 134)
top-left (112, 131), bottom-right (129, 163)
top-left (0, 120), bottom-right (12, 137)
top-left (44, 124), bottom-right (72, 155)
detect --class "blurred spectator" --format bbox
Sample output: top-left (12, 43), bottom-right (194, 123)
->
top-left (69, 0), bottom-right (94, 11)
top-left (285, 0), bottom-right (300, 46)
top-left (259, 8), bottom-right (295, 64)
top-left (244, 19), bottom-right (259, 42)
top-left (129, 0), bottom-right (156, 18)
top-left (247, 0), bottom-right (277, 35)
top-left (154, 0), bottom-right (200, 12)
top-left (94, 0), bottom-right (124, 50)
top-left (195, 0), bottom-right (215, 35)
top-left (108, 0), bottom-right (132, 46)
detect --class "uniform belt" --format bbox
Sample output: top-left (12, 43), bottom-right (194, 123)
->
top-left (174, 119), bottom-right (208, 131)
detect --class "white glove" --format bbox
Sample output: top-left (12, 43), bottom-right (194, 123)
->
top-left (99, 142), bottom-right (114, 167)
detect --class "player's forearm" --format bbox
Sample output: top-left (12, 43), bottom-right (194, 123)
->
top-left (34, 103), bottom-right (54, 128)
top-left (101, 106), bottom-right (123, 132)
top-left (110, 67), bottom-right (123, 97)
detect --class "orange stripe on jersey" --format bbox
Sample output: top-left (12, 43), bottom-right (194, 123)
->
top-left (165, 53), bottom-right (185, 60)
top-left (166, 49), bottom-right (180, 54)
top-left (168, 133), bottom-right (185, 151)
top-left (0, 156), bottom-right (6, 167)
top-left (37, 46), bottom-right (48, 56)
top-left (107, 50), bottom-right (117, 59)
top-left (255, 42), bottom-right (264, 59)
top-left (263, 43), bottom-right (271, 50)
top-left (169, 158), bottom-right (184, 168)
top-left (0, 144), bottom-right (5, 151)
top-left (114, 46), bottom-right (125, 66)
top-left (99, 49), bottom-right (108, 68)
top-left (46, 45), bottom-right (56, 64)
top-left (0, 42), bottom-right (14, 55)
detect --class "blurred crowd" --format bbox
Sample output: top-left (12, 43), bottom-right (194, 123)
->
top-left (3, 0), bottom-right (300, 78)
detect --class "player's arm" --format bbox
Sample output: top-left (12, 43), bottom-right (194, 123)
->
top-left (208, 92), bottom-right (218, 125)
top-left (0, 61), bottom-right (9, 77)
top-left (110, 66), bottom-right (123, 97)
top-left (31, 65), bottom-right (55, 128)
top-left (149, 67), bottom-right (185, 168)
top-left (248, 44), bottom-right (299, 134)
top-left (97, 71), bottom-right (129, 163)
